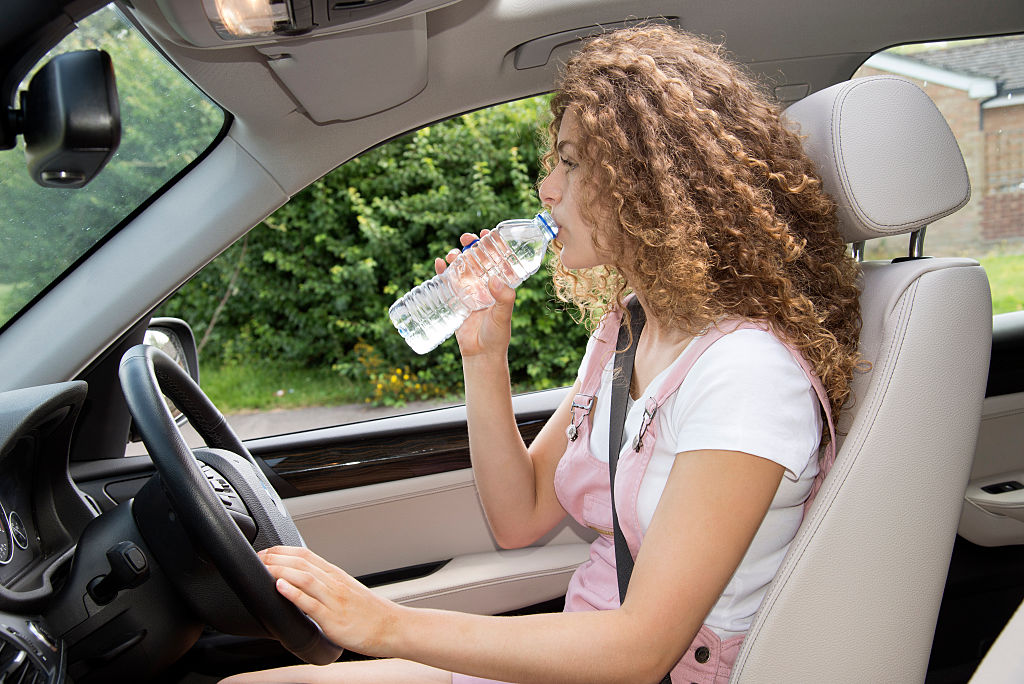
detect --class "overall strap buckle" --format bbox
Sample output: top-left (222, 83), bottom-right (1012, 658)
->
top-left (632, 397), bottom-right (658, 451)
top-left (567, 394), bottom-right (595, 442)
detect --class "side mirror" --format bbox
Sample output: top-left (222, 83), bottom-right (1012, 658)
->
top-left (2, 50), bottom-right (121, 188)
top-left (128, 318), bottom-right (200, 440)
top-left (145, 318), bottom-right (200, 386)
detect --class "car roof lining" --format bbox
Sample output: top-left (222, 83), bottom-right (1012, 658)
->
top-left (117, 0), bottom-right (1024, 197)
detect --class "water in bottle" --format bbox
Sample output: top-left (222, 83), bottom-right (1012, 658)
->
top-left (389, 211), bottom-right (558, 354)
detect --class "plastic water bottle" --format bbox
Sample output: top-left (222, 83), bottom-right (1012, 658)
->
top-left (389, 211), bottom-right (559, 354)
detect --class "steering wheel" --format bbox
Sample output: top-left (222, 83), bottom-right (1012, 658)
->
top-left (118, 344), bottom-right (342, 666)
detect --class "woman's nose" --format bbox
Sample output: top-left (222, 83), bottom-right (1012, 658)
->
top-left (538, 170), bottom-right (560, 207)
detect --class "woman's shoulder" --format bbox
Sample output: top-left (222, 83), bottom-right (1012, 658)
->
top-left (667, 324), bottom-right (822, 474)
top-left (689, 324), bottom-right (811, 389)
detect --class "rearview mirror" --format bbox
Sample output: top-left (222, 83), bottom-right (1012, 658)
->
top-left (6, 50), bottom-right (121, 188)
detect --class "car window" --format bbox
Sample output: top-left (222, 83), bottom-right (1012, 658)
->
top-left (0, 5), bottom-right (225, 329)
top-left (852, 36), bottom-right (1024, 314)
top-left (154, 96), bottom-right (590, 443)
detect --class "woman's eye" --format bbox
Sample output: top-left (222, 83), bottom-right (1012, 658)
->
top-left (560, 157), bottom-right (578, 171)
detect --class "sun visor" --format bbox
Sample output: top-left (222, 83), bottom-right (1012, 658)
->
top-left (257, 15), bottom-right (427, 122)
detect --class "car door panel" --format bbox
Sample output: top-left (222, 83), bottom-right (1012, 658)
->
top-left (260, 387), bottom-right (594, 613)
top-left (247, 403), bottom-right (543, 496)
top-left (959, 312), bottom-right (1024, 546)
top-left (284, 466), bottom-right (592, 577)
top-left (373, 543), bottom-right (591, 615)
top-left (287, 469), bottom-right (590, 614)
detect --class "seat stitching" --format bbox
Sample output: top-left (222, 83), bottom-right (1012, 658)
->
top-left (732, 282), bottom-right (916, 678)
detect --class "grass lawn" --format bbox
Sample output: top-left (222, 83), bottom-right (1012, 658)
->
top-left (199, 361), bottom-right (370, 414)
top-left (979, 253), bottom-right (1024, 315)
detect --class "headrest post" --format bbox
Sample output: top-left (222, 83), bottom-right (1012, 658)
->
top-left (909, 227), bottom-right (927, 259)
top-left (852, 241), bottom-right (865, 262)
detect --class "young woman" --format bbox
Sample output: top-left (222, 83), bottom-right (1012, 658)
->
top-left (223, 24), bottom-right (861, 684)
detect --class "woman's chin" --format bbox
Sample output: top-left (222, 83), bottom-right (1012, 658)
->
top-left (559, 254), bottom-right (601, 271)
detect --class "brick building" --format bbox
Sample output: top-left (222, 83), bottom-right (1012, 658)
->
top-left (852, 36), bottom-right (1024, 257)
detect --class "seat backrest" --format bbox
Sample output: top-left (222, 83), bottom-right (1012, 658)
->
top-left (731, 76), bottom-right (993, 683)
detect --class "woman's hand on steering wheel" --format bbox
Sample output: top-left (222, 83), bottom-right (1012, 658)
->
top-left (259, 545), bottom-right (401, 657)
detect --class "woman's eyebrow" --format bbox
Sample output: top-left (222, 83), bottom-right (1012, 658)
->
top-left (556, 140), bottom-right (577, 155)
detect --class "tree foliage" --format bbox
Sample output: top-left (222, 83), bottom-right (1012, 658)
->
top-left (158, 97), bottom-right (590, 401)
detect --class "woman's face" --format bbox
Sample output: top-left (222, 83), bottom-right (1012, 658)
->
top-left (538, 109), bottom-right (610, 270)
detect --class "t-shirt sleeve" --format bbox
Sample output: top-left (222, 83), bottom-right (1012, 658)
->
top-left (669, 328), bottom-right (822, 479)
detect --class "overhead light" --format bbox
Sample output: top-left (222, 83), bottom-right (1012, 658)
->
top-left (202, 0), bottom-right (312, 39)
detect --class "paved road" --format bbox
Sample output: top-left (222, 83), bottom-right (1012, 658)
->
top-left (125, 399), bottom-right (455, 456)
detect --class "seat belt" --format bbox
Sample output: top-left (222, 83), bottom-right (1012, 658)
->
top-left (608, 299), bottom-right (672, 683)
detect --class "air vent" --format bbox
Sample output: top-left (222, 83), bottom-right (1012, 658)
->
top-left (0, 633), bottom-right (46, 683)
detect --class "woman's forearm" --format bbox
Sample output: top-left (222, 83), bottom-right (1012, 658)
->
top-left (383, 602), bottom-right (680, 684)
top-left (461, 352), bottom-right (548, 547)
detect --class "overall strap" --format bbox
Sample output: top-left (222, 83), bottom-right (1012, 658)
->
top-left (581, 309), bottom-right (625, 394)
top-left (565, 307), bottom-right (626, 444)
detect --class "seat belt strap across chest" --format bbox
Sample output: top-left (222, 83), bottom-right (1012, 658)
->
top-left (608, 299), bottom-right (673, 683)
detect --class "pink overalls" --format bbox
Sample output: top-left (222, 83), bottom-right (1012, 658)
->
top-left (452, 310), bottom-right (835, 684)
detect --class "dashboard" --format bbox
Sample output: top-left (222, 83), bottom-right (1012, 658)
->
top-left (0, 381), bottom-right (97, 683)
top-left (0, 382), bottom-right (93, 602)
top-left (0, 436), bottom-right (42, 587)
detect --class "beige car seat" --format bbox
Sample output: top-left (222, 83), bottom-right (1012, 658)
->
top-left (731, 75), bottom-right (993, 682)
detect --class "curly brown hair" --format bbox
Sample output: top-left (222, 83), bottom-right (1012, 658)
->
top-left (544, 24), bottom-right (862, 425)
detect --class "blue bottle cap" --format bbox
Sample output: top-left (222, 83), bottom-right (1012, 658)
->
top-left (536, 211), bottom-right (558, 239)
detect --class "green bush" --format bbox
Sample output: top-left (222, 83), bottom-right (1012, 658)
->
top-left (157, 97), bottom-right (590, 402)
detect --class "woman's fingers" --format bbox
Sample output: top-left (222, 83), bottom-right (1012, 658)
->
top-left (257, 545), bottom-right (399, 656)
top-left (273, 576), bottom-right (329, 619)
top-left (434, 229), bottom-right (493, 274)
top-left (266, 560), bottom-right (332, 598)
top-left (259, 546), bottom-right (346, 581)
top-left (488, 277), bottom-right (516, 319)
top-left (435, 249), bottom-right (459, 275)
top-left (261, 553), bottom-right (351, 631)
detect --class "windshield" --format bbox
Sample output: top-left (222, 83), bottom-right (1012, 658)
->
top-left (0, 5), bottom-right (225, 328)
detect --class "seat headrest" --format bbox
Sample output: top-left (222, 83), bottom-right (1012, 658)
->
top-left (783, 75), bottom-right (970, 244)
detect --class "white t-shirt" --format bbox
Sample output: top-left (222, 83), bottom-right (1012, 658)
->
top-left (579, 327), bottom-right (822, 639)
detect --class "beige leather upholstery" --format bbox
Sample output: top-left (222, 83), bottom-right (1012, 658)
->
top-left (731, 77), bottom-right (992, 682)
top-left (784, 75), bottom-right (970, 243)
